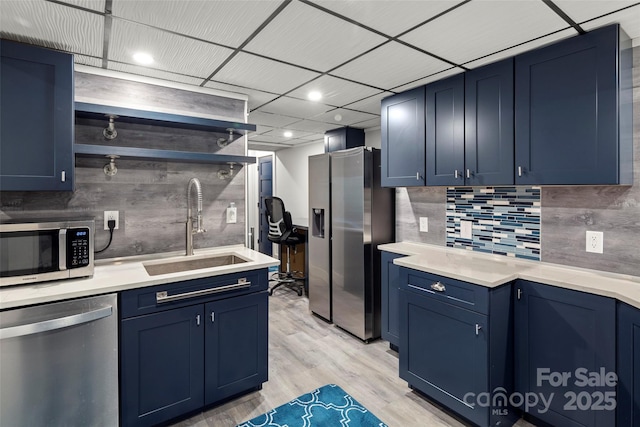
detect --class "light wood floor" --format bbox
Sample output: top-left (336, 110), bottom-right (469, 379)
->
top-left (172, 289), bottom-right (536, 427)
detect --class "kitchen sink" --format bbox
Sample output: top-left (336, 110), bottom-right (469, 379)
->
top-left (143, 254), bottom-right (248, 276)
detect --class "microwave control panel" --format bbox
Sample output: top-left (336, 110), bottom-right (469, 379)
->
top-left (67, 227), bottom-right (90, 268)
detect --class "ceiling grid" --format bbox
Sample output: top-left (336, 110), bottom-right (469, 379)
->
top-left (0, 0), bottom-right (637, 150)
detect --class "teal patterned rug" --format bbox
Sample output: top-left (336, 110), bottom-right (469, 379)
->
top-left (237, 384), bottom-right (388, 427)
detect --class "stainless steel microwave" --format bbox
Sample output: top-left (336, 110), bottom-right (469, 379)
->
top-left (0, 219), bottom-right (94, 287)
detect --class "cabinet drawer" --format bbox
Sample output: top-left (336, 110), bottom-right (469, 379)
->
top-left (120, 269), bottom-right (268, 319)
top-left (400, 268), bottom-right (489, 315)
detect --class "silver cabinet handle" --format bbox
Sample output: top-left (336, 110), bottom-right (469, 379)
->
top-left (518, 166), bottom-right (523, 177)
top-left (61, 170), bottom-right (66, 182)
top-left (59, 229), bottom-right (67, 271)
top-left (211, 312), bottom-right (215, 323)
top-left (156, 280), bottom-right (251, 303)
top-left (196, 315), bottom-right (201, 326)
top-left (476, 324), bottom-right (482, 336)
top-left (430, 282), bottom-right (446, 292)
top-left (416, 172), bottom-right (420, 180)
top-left (466, 169), bottom-right (470, 179)
top-left (0, 306), bottom-right (113, 340)
top-left (454, 170), bottom-right (459, 179)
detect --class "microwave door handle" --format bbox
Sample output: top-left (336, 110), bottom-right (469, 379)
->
top-left (59, 229), bottom-right (67, 271)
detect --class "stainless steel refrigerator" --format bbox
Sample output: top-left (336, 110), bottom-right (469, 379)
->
top-left (308, 147), bottom-right (394, 341)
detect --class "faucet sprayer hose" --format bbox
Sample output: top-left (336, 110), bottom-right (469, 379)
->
top-left (187, 178), bottom-right (204, 231)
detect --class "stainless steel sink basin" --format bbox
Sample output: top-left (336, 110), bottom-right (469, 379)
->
top-left (143, 254), bottom-right (248, 276)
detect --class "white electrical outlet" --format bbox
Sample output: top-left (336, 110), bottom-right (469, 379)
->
top-left (586, 231), bottom-right (603, 254)
top-left (104, 210), bottom-right (119, 230)
top-left (226, 203), bottom-right (237, 224)
top-left (419, 217), bottom-right (429, 232)
top-left (460, 220), bottom-right (473, 240)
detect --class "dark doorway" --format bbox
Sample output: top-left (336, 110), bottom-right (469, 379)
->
top-left (258, 156), bottom-right (273, 255)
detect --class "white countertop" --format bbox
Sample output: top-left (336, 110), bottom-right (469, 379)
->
top-left (379, 242), bottom-right (640, 310)
top-left (0, 245), bottom-right (280, 310)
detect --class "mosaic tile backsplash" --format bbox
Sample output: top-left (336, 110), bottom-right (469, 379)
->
top-left (446, 187), bottom-right (541, 260)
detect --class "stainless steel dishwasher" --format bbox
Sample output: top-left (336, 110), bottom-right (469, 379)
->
top-left (0, 293), bottom-right (118, 426)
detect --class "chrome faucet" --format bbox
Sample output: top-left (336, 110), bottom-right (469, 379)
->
top-left (186, 177), bottom-right (206, 256)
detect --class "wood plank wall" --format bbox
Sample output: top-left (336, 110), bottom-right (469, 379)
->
top-left (0, 72), bottom-right (248, 259)
top-left (396, 45), bottom-right (640, 277)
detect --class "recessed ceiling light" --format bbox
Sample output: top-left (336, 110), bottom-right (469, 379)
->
top-left (334, 114), bottom-right (342, 122)
top-left (132, 52), bottom-right (154, 65)
top-left (283, 131), bottom-right (293, 138)
top-left (308, 91), bottom-right (322, 101)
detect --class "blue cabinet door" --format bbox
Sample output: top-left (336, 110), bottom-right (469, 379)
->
top-left (381, 252), bottom-right (402, 348)
top-left (0, 40), bottom-right (74, 191)
top-left (514, 24), bottom-right (632, 185)
top-left (381, 86), bottom-right (425, 187)
top-left (514, 280), bottom-right (616, 427)
top-left (465, 58), bottom-right (514, 186)
top-left (425, 74), bottom-right (465, 186)
top-left (204, 291), bottom-right (268, 405)
top-left (618, 302), bottom-right (640, 427)
top-left (120, 305), bottom-right (204, 427)
top-left (400, 286), bottom-right (488, 426)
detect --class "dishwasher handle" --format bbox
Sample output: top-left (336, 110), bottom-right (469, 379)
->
top-left (156, 280), bottom-right (251, 304)
top-left (0, 306), bottom-right (113, 340)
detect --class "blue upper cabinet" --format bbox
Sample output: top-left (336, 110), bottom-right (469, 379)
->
top-left (425, 74), bottom-right (465, 186)
top-left (0, 40), bottom-right (74, 191)
top-left (381, 86), bottom-right (426, 187)
top-left (515, 24), bottom-right (633, 185)
top-left (465, 59), bottom-right (514, 186)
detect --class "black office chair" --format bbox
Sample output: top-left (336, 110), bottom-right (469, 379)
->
top-left (264, 197), bottom-right (305, 296)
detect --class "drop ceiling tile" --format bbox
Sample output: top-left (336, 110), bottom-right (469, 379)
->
top-left (313, 0), bottom-right (462, 37)
top-left (109, 19), bottom-right (234, 78)
top-left (213, 52), bottom-right (320, 94)
top-left (351, 118), bottom-right (381, 129)
top-left (244, 1), bottom-right (386, 71)
top-left (259, 96), bottom-right (333, 119)
top-left (204, 81), bottom-right (279, 111)
top-left (554, 1), bottom-right (637, 24)
top-left (287, 75), bottom-right (382, 107)
top-left (343, 91), bottom-right (394, 114)
top-left (254, 125), bottom-right (275, 135)
top-left (580, 5), bottom-right (640, 41)
top-left (57, 0), bottom-right (105, 12)
top-left (0, 0), bottom-right (103, 56)
top-left (312, 108), bottom-right (378, 127)
top-left (247, 111), bottom-right (300, 128)
top-left (74, 54), bottom-right (102, 67)
top-left (463, 28), bottom-right (578, 68)
top-left (400, 0), bottom-right (568, 65)
top-left (392, 67), bottom-right (465, 91)
top-left (249, 141), bottom-right (289, 151)
top-left (286, 120), bottom-right (342, 133)
top-left (257, 129), bottom-right (315, 144)
top-left (111, 0), bottom-right (281, 48)
top-left (248, 133), bottom-right (294, 145)
top-left (330, 41), bottom-right (450, 90)
top-left (298, 133), bottom-right (326, 141)
top-left (107, 62), bottom-right (205, 86)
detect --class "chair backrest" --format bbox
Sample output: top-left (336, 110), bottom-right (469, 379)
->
top-left (264, 197), bottom-right (294, 243)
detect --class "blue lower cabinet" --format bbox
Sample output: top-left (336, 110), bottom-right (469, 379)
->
top-left (120, 305), bottom-right (205, 427)
top-left (514, 280), bottom-right (616, 427)
top-left (205, 292), bottom-right (268, 405)
top-left (399, 268), bottom-right (516, 427)
top-left (120, 273), bottom-right (269, 427)
top-left (381, 252), bottom-right (403, 348)
top-left (618, 302), bottom-right (640, 427)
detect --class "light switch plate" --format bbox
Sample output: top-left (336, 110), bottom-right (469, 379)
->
top-left (226, 206), bottom-right (237, 224)
top-left (419, 217), bottom-right (429, 232)
top-left (460, 220), bottom-right (473, 240)
top-left (586, 231), bottom-right (603, 253)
